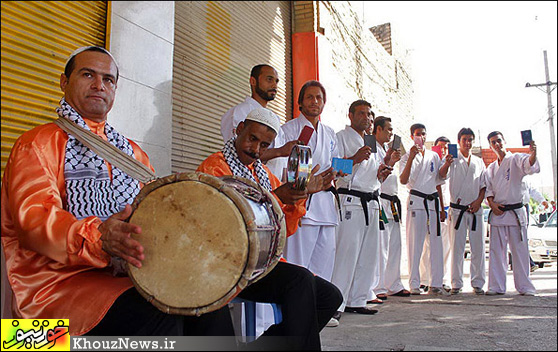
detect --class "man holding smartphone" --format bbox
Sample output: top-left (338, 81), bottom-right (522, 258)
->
top-left (371, 116), bottom-right (412, 300)
top-left (439, 128), bottom-right (487, 295)
top-left (330, 101), bottom-right (392, 325)
top-left (399, 124), bottom-right (449, 296)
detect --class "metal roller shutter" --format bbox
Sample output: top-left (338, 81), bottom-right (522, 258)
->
top-left (1, 1), bottom-right (107, 175)
top-left (173, 1), bottom-right (292, 173)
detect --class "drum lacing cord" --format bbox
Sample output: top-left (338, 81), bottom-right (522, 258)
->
top-left (54, 117), bottom-right (157, 183)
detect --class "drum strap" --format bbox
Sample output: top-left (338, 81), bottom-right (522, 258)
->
top-left (54, 115), bottom-right (157, 184)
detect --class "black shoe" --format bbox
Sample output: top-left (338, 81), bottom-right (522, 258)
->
top-left (391, 289), bottom-right (411, 297)
top-left (420, 285), bottom-right (429, 293)
top-left (344, 306), bottom-right (378, 315)
top-left (376, 293), bottom-right (388, 300)
top-left (333, 311), bottom-right (342, 320)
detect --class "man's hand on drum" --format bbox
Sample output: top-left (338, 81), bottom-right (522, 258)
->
top-left (99, 204), bottom-right (145, 268)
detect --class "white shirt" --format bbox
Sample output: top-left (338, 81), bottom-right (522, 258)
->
top-left (399, 149), bottom-right (444, 210)
top-left (486, 152), bottom-right (540, 226)
top-left (220, 96), bottom-right (287, 179)
top-left (444, 151), bottom-right (487, 215)
top-left (336, 126), bottom-right (381, 210)
top-left (281, 113), bottom-right (339, 225)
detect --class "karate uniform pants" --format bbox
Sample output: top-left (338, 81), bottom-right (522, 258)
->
top-left (374, 219), bottom-right (406, 295)
top-left (331, 205), bottom-right (380, 310)
top-left (407, 209), bottom-right (444, 289)
top-left (488, 225), bottom-right (536, 294)
top-left (450, 211), bottom-right (486, 290)
top-left (419, 219), bottom-right (451, 287)
top-left (283, 224), bottom-right (336, 281)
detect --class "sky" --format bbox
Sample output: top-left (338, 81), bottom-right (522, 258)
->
top-left (360, 1), bottom-right (558, 196)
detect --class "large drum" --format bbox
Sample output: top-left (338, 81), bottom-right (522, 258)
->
top-left (127, 172), bottom-right (286, 316)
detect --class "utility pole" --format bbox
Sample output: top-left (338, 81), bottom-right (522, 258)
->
top-left (525, 50), bottom-right (557, 200)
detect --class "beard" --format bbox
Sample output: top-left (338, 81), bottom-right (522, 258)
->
top-left (255, 84), bottom-right (276, 102)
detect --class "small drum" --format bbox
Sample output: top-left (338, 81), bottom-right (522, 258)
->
top-left (287, 145), bottom-right (312, 190)
top-left (127, 172), bottom-right (286, 316)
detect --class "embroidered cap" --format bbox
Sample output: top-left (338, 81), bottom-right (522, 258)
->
top-left (65, 46), bottom-right (119, 79)
top-left (245, 108), bottom-right (280, 134)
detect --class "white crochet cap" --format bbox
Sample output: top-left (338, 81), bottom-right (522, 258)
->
top-left (245, 108), bottom-right (280, 134)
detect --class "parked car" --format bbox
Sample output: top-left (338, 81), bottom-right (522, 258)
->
top-left (528, 211), bottom-right (557, 267)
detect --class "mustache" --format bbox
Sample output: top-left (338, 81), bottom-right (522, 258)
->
top-left (245, 151), bottom-right (259, 159)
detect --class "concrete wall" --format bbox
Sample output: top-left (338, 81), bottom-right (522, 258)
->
top-left (107, 2), bottom-right (175, 177)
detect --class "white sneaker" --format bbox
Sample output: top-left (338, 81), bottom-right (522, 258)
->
top-left (428, 287), bottom-right (450, 296)
top-left (473, 287), bottom-right (485, 295)
top-left (485, 290), bottom-right (504, 296)
top-left (521, 291), bottom-right (536, 296)
top-left (326, 317), bottom-right (339, 327)
top-left (410, 288), bottom-right (422, 295)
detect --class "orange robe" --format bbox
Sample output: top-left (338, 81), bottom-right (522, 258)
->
top-left (196, 152), bottom-right (306, 237)
top-left (1, 119), bottom-right (152, 335)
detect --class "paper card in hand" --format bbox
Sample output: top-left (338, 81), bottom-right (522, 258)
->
top-left (521, 130), bottom-right (533, 146)
top-left (298, 126), bottom-right (314, 145)
top-left (332, 157), bottom-right (353, 174)
top-left (364, 134), bottom-right (377, 153)
top-left (448, 144), bottom-right (458, 158)
top-left (431, 145), bottom-right (443, 159)
top-left (392, 134), bottom-right (402, 150)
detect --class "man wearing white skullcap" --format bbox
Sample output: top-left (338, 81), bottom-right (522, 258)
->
top-left (197, 111), bottom-right (342, 350)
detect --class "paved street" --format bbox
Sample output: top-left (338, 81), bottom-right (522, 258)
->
top-left (320, 262), bottom-right (557, 351)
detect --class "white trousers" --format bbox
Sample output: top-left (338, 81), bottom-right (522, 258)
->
top-left (419, 219), bottom-right (451, 286)
top-left (283, 224), bottom-right (336, 281)
top-left (407, 209), bottom-right (444, 289)
top-left (374, 219), bottom-right (406, 295)
top-left (488, 225), bottom-right (536, 294)
top-left (331, 206), bottom-right (380, 310)
top-left (449, 211), bottom-right (486, 289)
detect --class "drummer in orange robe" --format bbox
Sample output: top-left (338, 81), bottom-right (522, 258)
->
top-left (197, 107), bottom-right (343, 350)
top-left (1, 46), bottom-right (235, 338)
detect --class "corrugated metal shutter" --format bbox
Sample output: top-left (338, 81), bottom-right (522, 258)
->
top-left (173, 1), bottom-right (292, 173)
top-left (1, 1), bottom-right (107, 175)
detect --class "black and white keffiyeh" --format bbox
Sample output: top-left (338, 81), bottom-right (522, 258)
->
top-left (222, 138), bottom-right (272, 191)
top-left (57, 98), bottom-right (140, 221)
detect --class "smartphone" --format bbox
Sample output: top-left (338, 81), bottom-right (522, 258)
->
top-left (413, 135), bottom-right (424, 149)
top-left (392, 134), bottom-right (401, 150)
top-left (332, 157), bottom-right (353, 174)
top-left (364, 134), bottom-right (377, 153)
top-left (298, 126), bottom-right (314, 145)
top-left (521, 130), bottom-right (533, 146)
top-left (448, 144), bottom-right (458, 158)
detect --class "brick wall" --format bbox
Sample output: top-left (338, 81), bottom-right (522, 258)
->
top-left (293, 1), bottom-right (317, 33)
top-left (316, 1), bottom-right (415, 146)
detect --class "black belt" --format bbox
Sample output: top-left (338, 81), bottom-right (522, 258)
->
top-left (307, 186), bottom-right (342, 220)
top-left (450, 202), bottom-right (477, 231)
top-left (488, 202), bottom-right (524, 235)
top-left (410, 189), bottom-right (440, 236)
top-left (380, 193), bottom-right (402, 223)
top-left (338, 188), bottom-right (382, 229)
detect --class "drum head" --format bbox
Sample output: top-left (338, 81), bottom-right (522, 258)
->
top-left (128, 173), bottom-right (249, 315)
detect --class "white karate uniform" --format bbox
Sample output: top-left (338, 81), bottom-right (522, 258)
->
top-left (373, 141), bottom-right (406, 296)
top-left (281, 114), bottom-right (339, 280)
top-left (486, 152), bottom-right (539, 294)
top-left (400, 149), bottom-right (445, 290)
top-left (420, 182), bottom-right (452, 288)
top-left (220, 96), bottom-right (288, 179)
top-left (330, 126), bottom-right (382, 310)
top-left (445, 151), bottom-right (487, 290)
